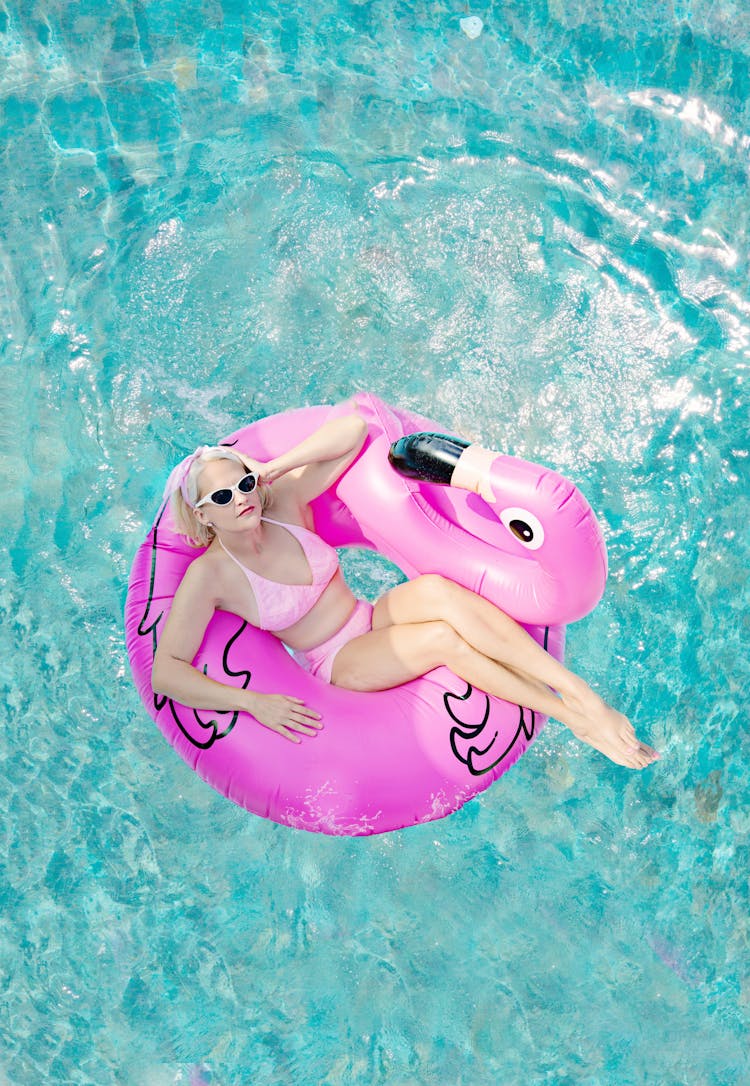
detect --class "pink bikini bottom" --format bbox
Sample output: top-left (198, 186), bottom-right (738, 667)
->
top-left (292, 599), bottom-right (374, 684)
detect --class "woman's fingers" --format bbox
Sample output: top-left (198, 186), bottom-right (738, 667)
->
top-left (292, 711), bottom-right (323, 727)
top-left (278, 728), bottom-right (302, 744)
top-left (272, 722), bottom-right (318, 744)
top-left (286, 698), bottom-right (323, 724)
top-left (289, 717), bottom-right (323, 734)
top-left (237, 451), bottom-right (265, 471)
top-left (259, 695), bottom-right (324, 742)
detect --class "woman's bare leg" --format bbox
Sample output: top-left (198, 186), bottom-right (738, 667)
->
top-left (331, 619), bottom-right (659, 770)
top-left (372, 575), bottom-right (582, 695)
top-left (366, 576), bottom-right (659, 768)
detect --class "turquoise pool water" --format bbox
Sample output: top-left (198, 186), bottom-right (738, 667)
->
top-left (2, 0), bottom-right (749, 1082)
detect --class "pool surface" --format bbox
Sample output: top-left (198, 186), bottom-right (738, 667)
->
top-left (1, 1), bottom-right (748, 1082)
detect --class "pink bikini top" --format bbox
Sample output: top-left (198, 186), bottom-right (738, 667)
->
top-left (217, 517), bottom-right (340, 632)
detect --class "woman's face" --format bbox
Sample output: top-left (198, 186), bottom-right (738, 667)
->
top-left (194, 459), bottom-right (261, 532)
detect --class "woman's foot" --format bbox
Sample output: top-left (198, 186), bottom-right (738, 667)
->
top-left (559, 679), bottom-right (660, 769)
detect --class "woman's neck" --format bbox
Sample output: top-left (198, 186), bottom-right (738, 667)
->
top-left (213, 517), bottom-right (267, 557)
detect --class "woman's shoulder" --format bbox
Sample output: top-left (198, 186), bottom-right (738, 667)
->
top-left (178, 548), bottom-right (226, 593)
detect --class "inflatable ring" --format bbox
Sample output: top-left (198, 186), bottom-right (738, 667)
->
top-left (125, 393), bottom-right (607, 836)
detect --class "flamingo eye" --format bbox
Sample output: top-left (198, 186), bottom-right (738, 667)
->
top-left (500, 508), bottom-right (545, 551)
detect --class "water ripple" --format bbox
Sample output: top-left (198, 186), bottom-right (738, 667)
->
top-left (1, 1), bottom-right (749, 1083)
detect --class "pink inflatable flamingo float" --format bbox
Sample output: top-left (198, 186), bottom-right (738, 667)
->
top-left (125, 393), bottom-right (607, 835)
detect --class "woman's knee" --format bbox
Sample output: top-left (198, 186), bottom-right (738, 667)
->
top-left (421, 619), bottom-right (463, 668)
top-left (412, 573), bottom-right (456, 614)
top-left (374, 573), bottom-right (458, 629)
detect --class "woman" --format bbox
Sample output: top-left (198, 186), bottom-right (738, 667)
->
top-left (151, 408), bottom-right (660, 769)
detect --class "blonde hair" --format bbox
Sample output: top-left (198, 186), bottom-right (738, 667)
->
top-left (171, 447), bottom-right (273, 548)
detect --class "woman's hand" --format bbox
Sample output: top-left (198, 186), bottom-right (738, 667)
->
top-left (238, 412), bottom-right (367, 499)
top-left (236, 453), bottom-right (287, 486)
top-left (246, 692), bottom-right (323, 744)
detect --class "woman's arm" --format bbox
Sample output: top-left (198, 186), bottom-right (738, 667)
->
top-left (244, 410), bottom-right (368, 503)
top-left (151, 561), bottom-right (322, 743)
